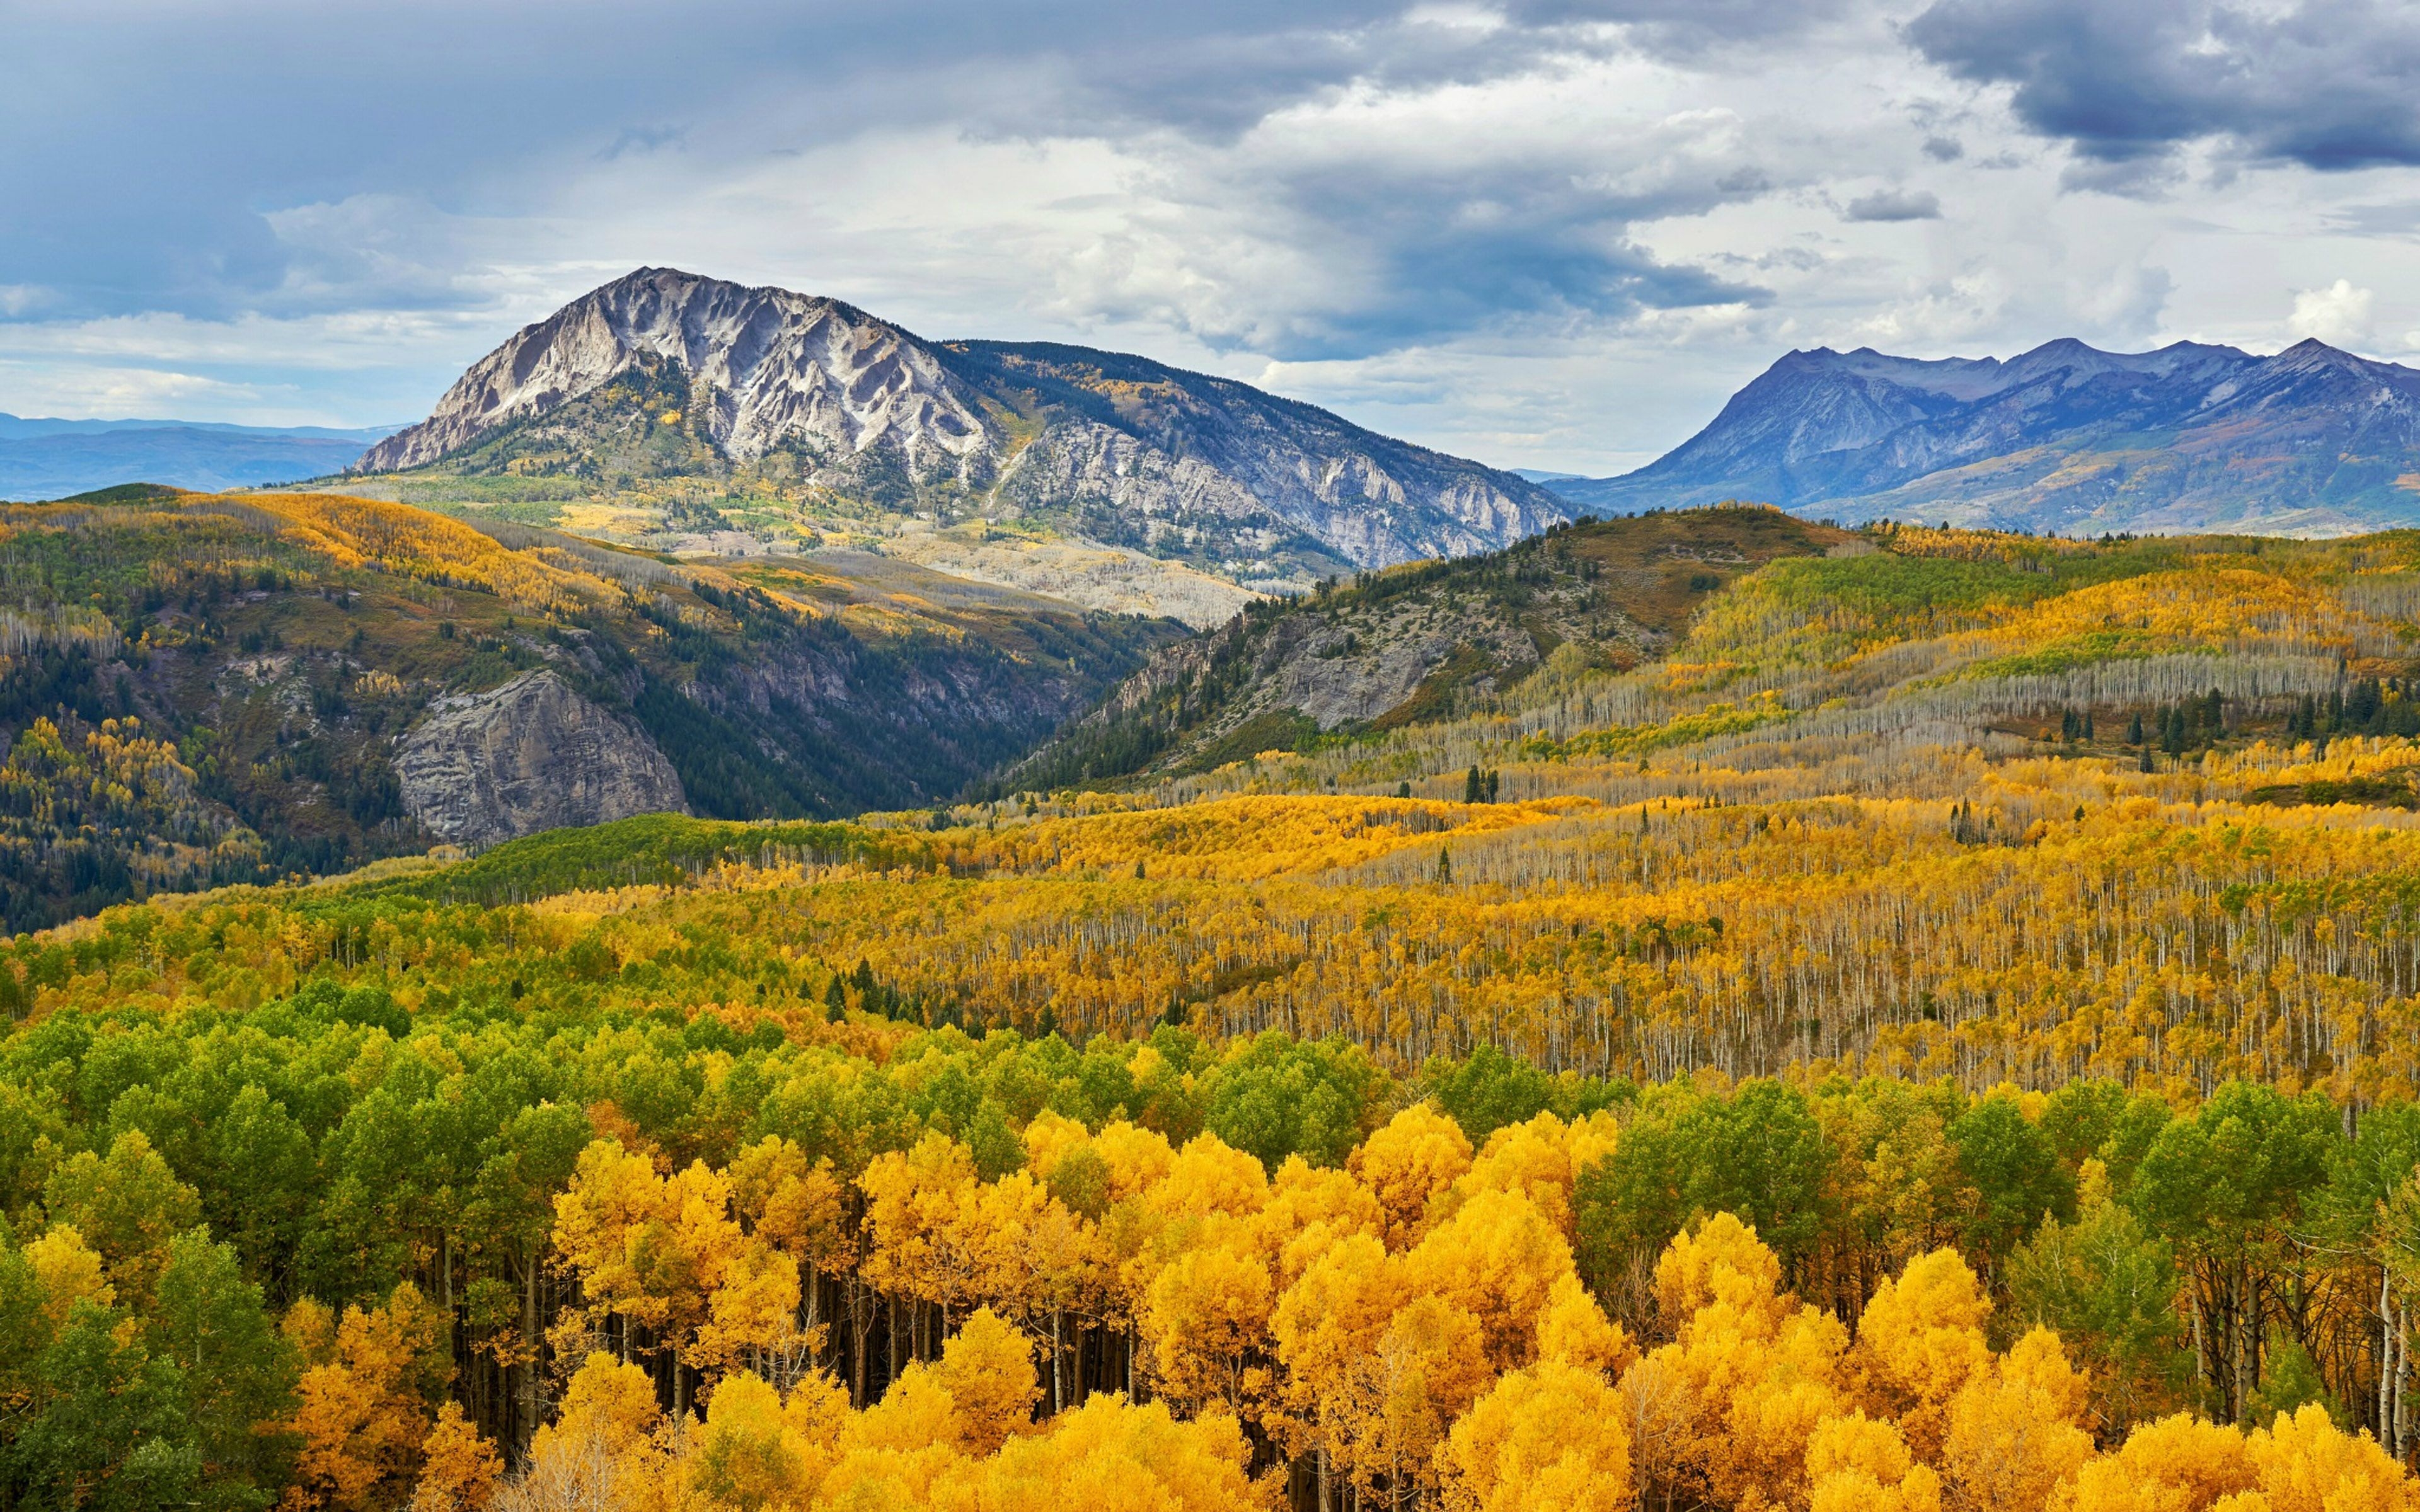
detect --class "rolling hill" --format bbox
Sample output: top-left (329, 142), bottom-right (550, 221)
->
top-left (998, 505), bottom-right (1856, 790)
top-left (1548, 336), bottom-right (2420, 536)
top-left (0, 484), bottom-right (1177, 929)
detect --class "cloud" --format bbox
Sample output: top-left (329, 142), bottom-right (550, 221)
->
top-left (3, 0), bottom-right (2416, 472)
top-left (1905, 0), bottom-right (2420, 174)
top-left (2289, 278), bottom-right (2376, 346)
top-left (1843, 188), bottom-right (1943, 221)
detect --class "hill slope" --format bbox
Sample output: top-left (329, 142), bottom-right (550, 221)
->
top-left (0, 486), bottom-right (1176, 928)
top-left (355, 267), bottom-right (1569, 592)
top-left (999, 505), bottom-right (1855, 790)
top-left (1550, 337), bottom-right (2420, 535)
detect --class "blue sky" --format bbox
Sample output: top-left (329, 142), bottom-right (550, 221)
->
top-left (6, 0), bottom-right (2420, 474)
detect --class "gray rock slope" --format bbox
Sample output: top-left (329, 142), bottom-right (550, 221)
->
top-left (395, 670), bottom-right (687, 847)
top-left (1552, 337), bottom-right (2420, 535)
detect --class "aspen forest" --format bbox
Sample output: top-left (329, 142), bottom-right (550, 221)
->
top-left (2, 514), bottom-right (2420, 1510)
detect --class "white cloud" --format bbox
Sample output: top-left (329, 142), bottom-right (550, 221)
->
top-left (7, 1), bottom-right (2420, 473)
top-left (2288, 278), bottom-right (2376, 348)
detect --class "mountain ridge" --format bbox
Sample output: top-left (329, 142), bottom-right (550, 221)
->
top-left (1549, 335), bottom-right (2420, 535)
top-left (358, 267), bottom-right (1570, 587)
top-left (0, 414), bottom-right (399, 500)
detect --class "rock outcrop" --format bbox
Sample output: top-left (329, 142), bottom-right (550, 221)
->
top-left (395, 671), bottom-right (687, 848)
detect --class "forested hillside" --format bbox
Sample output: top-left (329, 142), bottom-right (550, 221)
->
top-left (1001, 505), bottom-right (1854, 791)
top-left (0, 486), bottom-right (1174, 930)
top-left (0, 513), bottom-right (2416, 1508)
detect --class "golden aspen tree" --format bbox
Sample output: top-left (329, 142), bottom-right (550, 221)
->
top-left (859, 1132), bottom-right (988, 1325)
top-left (20, 1225), bottom-right (112, 1329)
top-left (1641, 1213), bottom-right (1849, 1509)
top-left (1258, 1157), bottom-right (1385, 1288)
top-left (692, 1238), bottom-right (808, 1385)
top-left (1439, 1359), bottom-right (1634, 1512)
top-left (1401, 1188), bottom-right (1575, 1375)
top-left (819, 1360), bottom-right (970, 1508)
top-left (1143, 1238), bottom-right (1275, 1416)
top-left (1273, 1231), bottom-right (1405, 1494)
top-left (2241, 1403), bottom-right (2418, 1512)
top-left (931, 1307), bottom-right (1040, 1456)
top-left (1350, 1103), bottom-right (1473, 1249)
top-left (1145, 1134), bottom-right (1270, 1225)
top-left (687, 1370), bottom-right (837, 1512)
top-left (409, 1401), bottom-right (502, 1512)
top-left (1536, 1273), bottom-right (1635, 1377)
top-left (285, 1283), bottom-right (451, 1512)
top-left (1852, 1249), bottom-right (1994, 1461)
top-left (1940, 1327), bottom-right (2093, 1512)
top-left (2053, 1414), bottom-right (2259, 1512)
top-left (1807, 1412), bottom-right (1943, 1512)
top-left (542, 1353), bottom-right (663, 1461)
top-left (971, 1394), bottom-right (1267, 1512)
top-left (1090, 1121), bottom-right (1179, 1203)
top-left (1454, 1113), bottom-right (1586, 1237)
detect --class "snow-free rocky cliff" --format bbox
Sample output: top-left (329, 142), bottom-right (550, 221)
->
top-left (360, 268), bottom-right (1568, 582)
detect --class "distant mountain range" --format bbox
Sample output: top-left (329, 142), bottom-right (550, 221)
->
top-left (357, 267), bottom-right (1570, 586)
top-left (0, 414), bottom-right (396, 501)
top-left (1545, 338), bottom-right (2420, 535)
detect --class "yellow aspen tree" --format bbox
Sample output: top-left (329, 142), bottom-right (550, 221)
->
top-left (858, 1132), bottom-right (988, 1324)
top-left (1144, 1134), bottom-right (1270, 1225)
top-left (2053, 1414), bottom-right (2258, 1512)
top-left (1401, 1188), bottom-right (1576, 1375)
top-left (932, 1307), bottom-right (1042, 1455)
top-left (1439, 1359), bottom-right (1635, 1512)
top-left (285, 1283), bottom-right (451, 1512)
top-left (1807, 1412), bottom-right (1944, 1512)
top-left (689, 1370), bottom-right (824, 1512)
top-left (692, 1237), bottom-right (808, 1385)
top-left (1852, 1248), bottom-right (1994, 1461)
top-left (1258, 1157), bottom-right (1385, 1289)
top-left (2242, 1403), bottom-right (2419, 1512)
top-left (971, 1394), bottom-right (1267, 1512)
top-left (1272, 1232), bottom-right (1405, 1494)
top-left (1143, 1238), bottom-right (1276, 1416)
top-left (1640, 1213), bottom-right (1848, 1511)
top-left (1350, 1103), bottom-right (1473, 1249)
top-left (20, 1225), bottom-right (112, 1329)
top-left (1453, 1113), bottom-right (1585, 1238)
top-left (1370, 1295), bottom-right (1494, 1501)
top-left (408, 1401), bottom-right (502, 1512)
top-left (1941, 1327), bottom-right (2094, 1512)
top-left (1536, 1273), bottom-right (1637, 1377)
top-left (819, 1360), bottom-right (970, 1508)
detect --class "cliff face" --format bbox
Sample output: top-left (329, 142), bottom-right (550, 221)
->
top-left (395, 671), bottom-right (687, 848)
top-left (359, 268), bottom-right (1567, 586)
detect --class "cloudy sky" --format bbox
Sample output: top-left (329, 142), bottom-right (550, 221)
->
top-left (5, 0), bottom-right (2419, 474)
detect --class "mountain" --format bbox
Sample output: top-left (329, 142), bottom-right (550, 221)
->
top-left (0, 485), bottom-right (1178, 929)
top-left (1548, 337), bottom-right (2420, 535)
top-left (0, 413), bottom-right (395, 500)
top-left (996, 503), bottom-right (1851, 791)
top-left (356, 267), bottom-right (1569, 588)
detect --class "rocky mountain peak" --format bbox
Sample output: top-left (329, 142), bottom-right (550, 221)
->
top-left (360, 268), bottom-right (994, 478)
top-left (357, 268), bottom-right (1568, 585)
